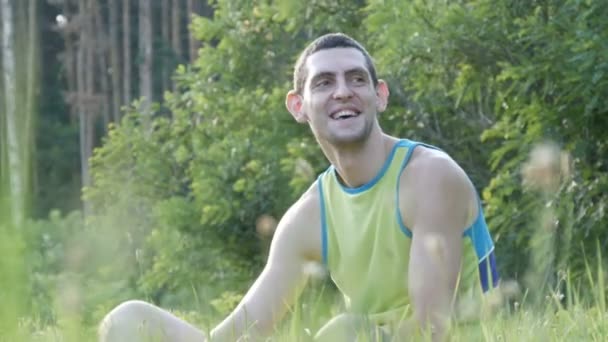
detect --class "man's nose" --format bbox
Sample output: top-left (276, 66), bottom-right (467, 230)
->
top-left (332, 78), bottom-right (353, 100)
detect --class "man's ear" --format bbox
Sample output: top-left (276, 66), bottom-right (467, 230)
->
top-left (286, 90), bottom-right (308, 123)
top-left (376, 80), bottom-right (390, 112)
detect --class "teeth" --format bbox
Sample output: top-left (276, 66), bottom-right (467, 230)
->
top-left (333, 110), bottom-right (357, 119)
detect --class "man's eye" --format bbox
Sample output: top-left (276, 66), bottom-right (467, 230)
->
top-left (353, 76), bottom-right (366, 84)
top-left (316, 79), bottom-right (331, 87)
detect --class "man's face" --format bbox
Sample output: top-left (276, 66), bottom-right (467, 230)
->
top-left (288, 47), bottom-right (388, 146)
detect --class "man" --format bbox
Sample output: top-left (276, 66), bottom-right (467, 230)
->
top-left (99, 32), bottom-right (499, 341)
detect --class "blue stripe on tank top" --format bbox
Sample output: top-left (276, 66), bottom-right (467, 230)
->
top-left (317, 174), bottom-right (329, 266)
top-left (478, 250), bottom-right (499, 292)
top-left (395, 140), bottom-right (415, 238)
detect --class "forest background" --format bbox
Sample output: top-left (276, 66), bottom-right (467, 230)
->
top-left (0, 0), bottom-right (606, 340)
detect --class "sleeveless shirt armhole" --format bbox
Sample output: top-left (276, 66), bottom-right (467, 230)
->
top-left (317, 175), bottom-right (329, 266)
top-left (395, 140), bottom-right (417, 238)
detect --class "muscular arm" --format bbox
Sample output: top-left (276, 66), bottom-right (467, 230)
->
top-left (210, 190), bottom-right (321, 341)
top-left (404, 151), bottom-right (477, 341)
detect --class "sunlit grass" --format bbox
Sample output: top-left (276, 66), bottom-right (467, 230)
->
top-left (5, 271), bottom-right (608, 341)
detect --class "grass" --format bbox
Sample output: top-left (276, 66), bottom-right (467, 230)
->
top-left (1, 190), bottom-right (606, 342)
top-left (12, 270), bottom-right (607, 341)
top-left (9, 298), bottom-right (608, 341)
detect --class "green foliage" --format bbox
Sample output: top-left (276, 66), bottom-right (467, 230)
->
top-left (33, 118), bottom-right (81, 217)
top-left (365, 0), bottom-right (503, 185)
top-left (478, 0), bottom-right (608, 282)
top-left (24, 210), bottom-right (82, 324)
top-left (21, 209), bottom-right (144, 331)
top-left (365, 0), bottom-right (608, 287)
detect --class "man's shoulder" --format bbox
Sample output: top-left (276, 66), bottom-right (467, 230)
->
top-left (399, 142), bottom-right (478, 231)
top-left (290, 180), bottom-right (322, 219)
top-left (404, 143), bottom-right (466, 181)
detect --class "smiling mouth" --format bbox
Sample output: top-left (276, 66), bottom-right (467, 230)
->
top-left (330, 109), bottom-right (360, 120)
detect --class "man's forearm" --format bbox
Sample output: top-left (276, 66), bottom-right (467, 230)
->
top-left (209, 307), bottom-right (266, 342)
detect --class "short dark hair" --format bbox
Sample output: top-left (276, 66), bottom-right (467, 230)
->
top-left (293, 33), bottom-right (378, 94)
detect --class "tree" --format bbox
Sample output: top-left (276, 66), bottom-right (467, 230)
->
top-left (1, 0), bottom-right (23, 226)
top-left (186, 0), bottom-right (200, 62)
top-left (138, 0), bottom-right (153, 120)
top-left (171, 0), bottom-right (183, 64)
top-left (1, 0), bottom-right (39, 335)
top-left (108, 0), bottom-right (121, 122)
top-left (161, 0), bottom-right (171, 91)
top-left (24, 0), bottom-right (39, 201)
top-left (123, 0), bottom-right (132, 105)
top-left (76, 0), bottom-right (93, 209)
top-left (45, 0), bottom-right (214, 215)
top-left (93, 0), bottom-right (110, 127)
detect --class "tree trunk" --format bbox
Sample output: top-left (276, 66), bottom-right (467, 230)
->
top-left (77, 0), bottom-right (91, 214)
top-left (93, 0), bottom-right (110, 129)
top-left (172, 0), bottom-right (182, 64)
top-left (139, 0), bottom-right (153, 122)
top-left (123, 0), bottom-right (131, 105)
top-left (161, 0), bottom-right (170, 92)
top-left (1, 0), bottom-right (24, 226)
top-left (61, 0), bottom-right (77, 122)
top-left (109, 0), bottom-right (122, 122)
top-left (23, 0), bottom-right (38, 220)
top-left (187, 0), bottom-right (200, 63)
top-left (0, 1), bottom-right (28, 327)
top-left (85, 0), bottom-right (96, 189)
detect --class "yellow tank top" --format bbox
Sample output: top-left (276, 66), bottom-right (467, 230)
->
top-left (317, 140), bottom-right (498, 323)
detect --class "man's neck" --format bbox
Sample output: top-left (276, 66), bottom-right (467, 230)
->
top-left (322, 128), bottom-right (398, 189)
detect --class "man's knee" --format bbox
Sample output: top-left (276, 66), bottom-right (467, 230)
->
top-left (98, 300), bottom-right (156, 341)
